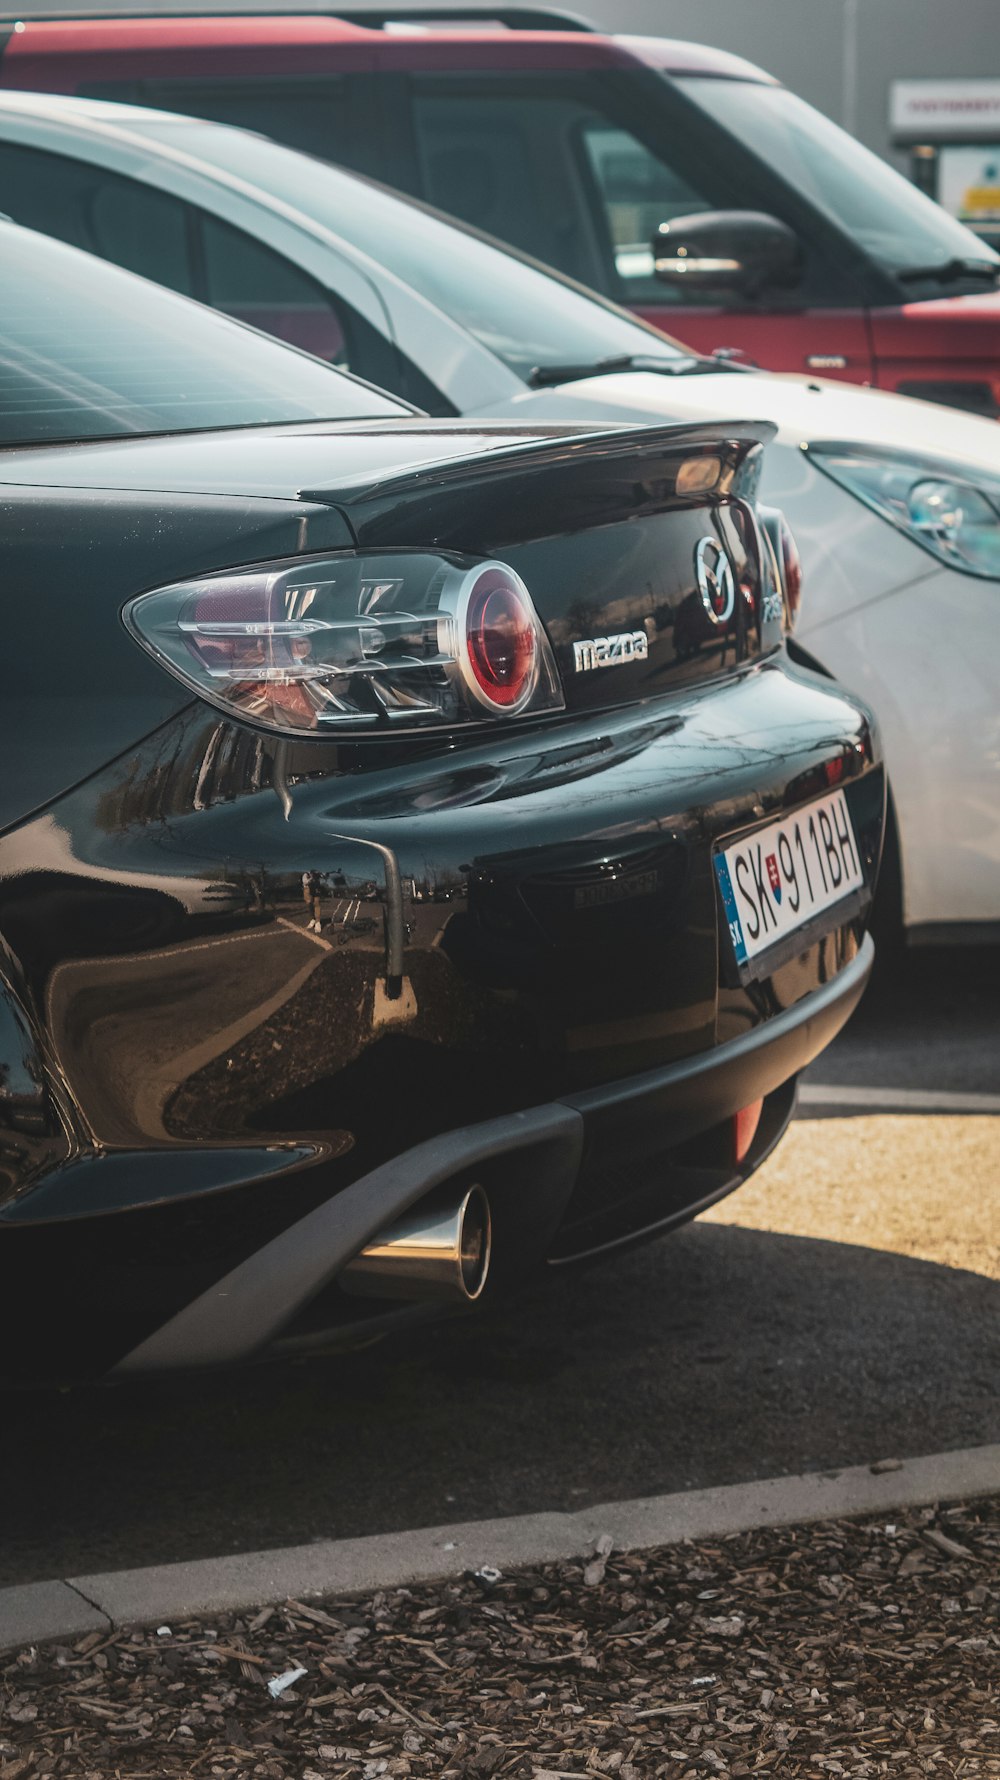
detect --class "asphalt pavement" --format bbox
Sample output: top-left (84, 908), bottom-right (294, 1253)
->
top-left (4, 946), bottom-right (998, 1590)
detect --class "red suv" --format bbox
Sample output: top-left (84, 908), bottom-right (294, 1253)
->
top-left (3, 6), bottom-right (999, 414)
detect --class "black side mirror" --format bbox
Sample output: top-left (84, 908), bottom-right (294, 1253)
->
top-left (652, 211), bottom-right (803, 297)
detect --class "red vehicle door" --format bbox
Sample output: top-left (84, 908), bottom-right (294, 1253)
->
top-left (868, 289), bottom-right (1000, 416)
top-left (628, 300), bottom-right (874, 382)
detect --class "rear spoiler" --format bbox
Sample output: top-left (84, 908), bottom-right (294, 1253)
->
top-left (301, 419), bottom-right (777, 550)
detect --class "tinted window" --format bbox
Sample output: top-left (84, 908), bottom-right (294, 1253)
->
top-left (126, 118), bottom-right (689, 380)
top-left (405, 75), bottom-right (863, 309)
top-left (411, 89), bottom-right (606, 291)
top-left (201, 214), bottom-right (348, 362)
top-left (0, 224), bottom-right (408, 446)
top-left (197, 213), bottom-right (449, 412)
top-left (0, 137), bottom-right (410, 386)
top-left (0, 140), bottom-right (194, 292)
top-left (83, 75), bottom-right (379, 175)
top-left (582, 126), bottom-right (711, 302)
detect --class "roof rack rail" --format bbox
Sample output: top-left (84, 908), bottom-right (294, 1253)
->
top-left (336, 7), bottom-right (593, 28)
top-left (0, 3), bottom-right (595, 24)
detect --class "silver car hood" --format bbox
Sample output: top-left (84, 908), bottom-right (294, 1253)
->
top-left (477, 370), bottom-right (1000, 477)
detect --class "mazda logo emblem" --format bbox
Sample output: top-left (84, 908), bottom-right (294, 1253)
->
top-left (695, 536), bottom-right (735, 626)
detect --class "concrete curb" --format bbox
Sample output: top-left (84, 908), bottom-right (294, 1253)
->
top-left (3, 1443), bottom-right (998, 1653)
top-left (0, 1580), bottom-right (110, 1648)
top-left (797, 1083), bottom-right (1000, 1115)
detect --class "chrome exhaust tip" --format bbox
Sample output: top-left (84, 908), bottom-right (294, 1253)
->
top-left (340, 1183), bottom-right (492, 1305)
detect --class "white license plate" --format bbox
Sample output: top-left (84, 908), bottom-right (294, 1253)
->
top-left (714, 787), bottom-right (864, 968)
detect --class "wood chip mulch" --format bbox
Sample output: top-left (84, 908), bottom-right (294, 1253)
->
top-left (2, 1496), bottom-right (997, 1779)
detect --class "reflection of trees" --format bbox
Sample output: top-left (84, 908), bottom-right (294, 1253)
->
top-left (0, 985), bottom-right (51, 1146)
top-left (94, 717), bottom-right (268, 832)
top-left (517, 500), bottom-right (761, 688)
top-left (565, 597), bottom-right (603, 640)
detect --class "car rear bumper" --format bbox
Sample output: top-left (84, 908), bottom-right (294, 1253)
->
top-left (81, 932), bottom-right (867, 1374)
top-left (0, 655), bottom-right (882, 1381)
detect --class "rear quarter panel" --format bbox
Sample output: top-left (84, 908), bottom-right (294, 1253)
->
top-left (0, 482), bottom-right (352, 830)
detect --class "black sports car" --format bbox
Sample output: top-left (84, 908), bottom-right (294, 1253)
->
top-left (0, 224), bottom-right (884, 1383)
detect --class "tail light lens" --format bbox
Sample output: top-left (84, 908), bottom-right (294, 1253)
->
top-left (756, 505), bottom-right (802, 630)
top-left (778, 514), bottom-right (802, 625)
top-left (125, 551), bottom-right (563, 736)
top-left (453, 563), bottom-right (540, 714)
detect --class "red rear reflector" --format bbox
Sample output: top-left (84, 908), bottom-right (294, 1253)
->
top-left (733, 1098), bottom-right (764, 1165)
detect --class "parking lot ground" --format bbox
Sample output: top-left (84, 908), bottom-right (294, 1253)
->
top-left (2, 948), bottom-right (998, 1590)
top-left (2, 1495), bottom-right (997, 1778)
top-left (803, 942), bottom-right (1000, 1102)
top-left (700, 1114), bottom-right (999, 1280)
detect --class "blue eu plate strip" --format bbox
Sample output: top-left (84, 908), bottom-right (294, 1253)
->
top-left (714, 854), bottom-right (748, 965)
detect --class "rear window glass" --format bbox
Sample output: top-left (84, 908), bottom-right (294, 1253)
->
top-left (0, 224), bottom-right (407, 447)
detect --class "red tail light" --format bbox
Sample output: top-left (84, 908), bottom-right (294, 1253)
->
top-left (125, 550), bottom-right (563, 736)
top-left (460, 564), bottom-right (539, 713)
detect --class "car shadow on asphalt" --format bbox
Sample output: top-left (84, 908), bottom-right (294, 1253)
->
top-left (804, 942), bottom-right (1000, 1098)
top-left (5, 1221), bottom-right (998, 1588)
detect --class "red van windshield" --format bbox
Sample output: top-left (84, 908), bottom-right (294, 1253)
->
top-left (680, 78), bottom-right (1000, 292)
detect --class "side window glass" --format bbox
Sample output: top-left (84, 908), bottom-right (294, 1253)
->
top-left (0, 141), bottom-right (93, 251)
top-left (405, 81), bottom-right (851, 311)
top-left (0, 143), bottom-right (193, 293)
top-left (200, 214), bottom-right (349, 363)
top-left (83, 77), bottom-right (381, 177)
top-left (88, 179), bottom-right (193, 294)
top-left (196, 210), bottom-right (451, 412)
top-left (158, 80), bottom-right (353, 164)
top-left (409, 89), bottom-right (607, 290)
top-left (407, 84), bottom-right (738, 304)
top-left (581, 125), bottom-right (711, 304)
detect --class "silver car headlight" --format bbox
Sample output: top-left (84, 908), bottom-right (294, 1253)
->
top-left (808, 445), bottom-right (1000, 581)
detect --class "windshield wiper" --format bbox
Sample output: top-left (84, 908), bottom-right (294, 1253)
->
top-left (528, 352), bottom-right (730, 388)
top-left (897, 257), bottom-right (999, 287)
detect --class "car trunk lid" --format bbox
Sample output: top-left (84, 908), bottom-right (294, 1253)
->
top-left (304, 417), bottom-right (779, 712)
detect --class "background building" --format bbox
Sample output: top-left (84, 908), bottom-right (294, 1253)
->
top-left (559, 0), bottom-right (998, 175)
